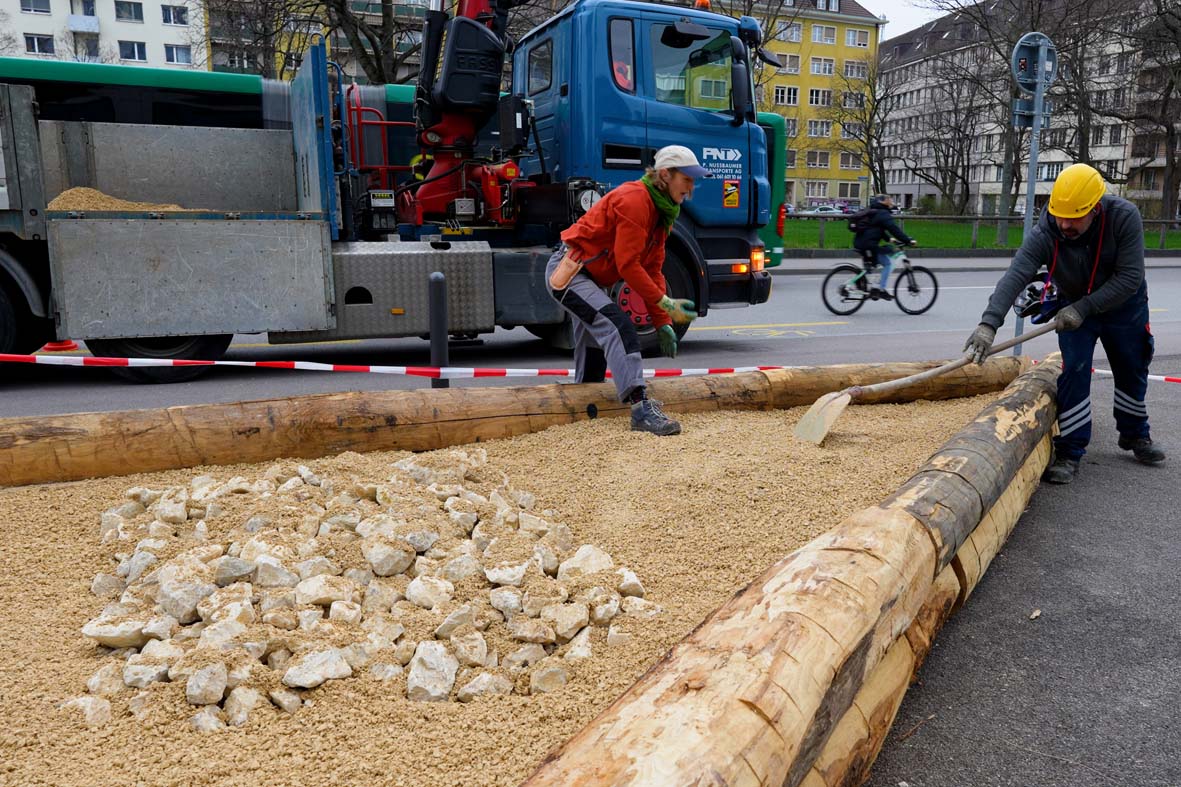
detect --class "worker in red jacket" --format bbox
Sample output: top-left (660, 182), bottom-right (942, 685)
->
top-left (545, 145), bottom-right (706, 435)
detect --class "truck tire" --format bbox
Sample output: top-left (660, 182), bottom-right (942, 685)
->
top-left (613, 251), bottom-right (695, 358)
top-left (84, 334), bottom-right (233, 384)
top-left (526, 319), bottom-right (574, 351)
top-left (0, 282), bottom-right (48, 355)
top-left (0, 286), bottom-right (18, 354)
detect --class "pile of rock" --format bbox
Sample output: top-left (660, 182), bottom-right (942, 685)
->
top-left (63, 449), bottom-right (658, 731)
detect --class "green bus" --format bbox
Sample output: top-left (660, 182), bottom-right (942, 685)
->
top-left (757, 111), bottom-right (786, 268)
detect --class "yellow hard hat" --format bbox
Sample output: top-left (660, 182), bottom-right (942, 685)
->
top-left (1048, 163), bottom-right (1106, 218)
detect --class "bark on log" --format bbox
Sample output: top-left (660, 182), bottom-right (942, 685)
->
top-left (522, 357), bottom-right (1059, 787)
top-left (0, 357), bottom-right (1027, 488)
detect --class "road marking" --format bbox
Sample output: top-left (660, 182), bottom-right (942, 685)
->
top-left (690, 321), bottom-right (847, 331)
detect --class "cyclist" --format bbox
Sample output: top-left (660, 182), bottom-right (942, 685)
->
top-left (852, 194), bottom-right (916, 300)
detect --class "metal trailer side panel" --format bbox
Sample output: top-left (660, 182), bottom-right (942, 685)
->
top-left (47, 218), bottom-right (333, 340)
top-left (0, 85), bottom-right (47, 239)
top-left (271, 241), bottom-right (495, 342)
top-left (38, 122), bottom-right (297, 212)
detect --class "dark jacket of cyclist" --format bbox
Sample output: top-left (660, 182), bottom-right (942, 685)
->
top-left (853, 195), bottom-right (914, 298)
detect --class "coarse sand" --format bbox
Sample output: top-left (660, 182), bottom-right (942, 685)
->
top-left (0, 398), bottom-right (993, 787)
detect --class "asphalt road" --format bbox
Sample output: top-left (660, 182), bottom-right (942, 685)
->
top-left (2, 261), bottom-right (1179, 786)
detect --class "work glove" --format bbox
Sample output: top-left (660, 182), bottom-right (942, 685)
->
top-left (963, 323), bottom-right (996, 365)
top-left (1055, 304), bottom-right (1084, 332)
top-left (657, 295), bottom-right (698, 325)
top-left (657, 325), bottom-right (678, 358)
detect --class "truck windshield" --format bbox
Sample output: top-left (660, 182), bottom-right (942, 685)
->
top-left (650, 25), bottom-right (732, 112)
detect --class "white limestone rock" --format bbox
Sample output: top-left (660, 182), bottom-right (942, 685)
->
top-left (588, 592), bottom-right (621, 626)
top-left (606, 624), bottom-right (633, 647)
top-left (190, 706), bottom-right (226, 732)
top-left (198, 619), bottom-right (247, 650)
top-left (224, 686), bottom-right (264, 726)
top-left (261, 608), bottom-right (299, 630)
top-left (152, 489), bottom-right (189, 525)
top-left (433, 605), bottom-right (473, 639)
top-left (196, 582), bottom-right (254, 622)
top-left (532, 543), bottom-right (560, 577)
top-left (294, 556), bottom-right (340, 581)
top-left (87, 663), bottom-right (125, 697)
top-left (269, 688), bottom-right (302, 713)
top-left (451, 631), bottom-right (488, 667)
top-left (503, 643), bottom-right (547, 672)
top-left (123, 654), bottom-right (171, 689)
top-left (439, 554), bottom-right (483, 584)
top-left (406, 641), bottom-right (459, 702)
top-left (81, 618), bottom-right (151, 649)
top-left (556, 545), bottom-right (614, 582)
top-left (297, 609), bottom-right (324, 630)
top-left (253, 555), bottom-right (300, 589)
top-left (484, 561), bottom-right (529, 587)
top-left (517, 512), bottom-right (550, 537)
top-left (128, 691), bottom-right (152, 721)
top-left (186, 662), bottom-right (228, 705)
top-left (529, 659), bottom-right (568, 694)
top-left (295, 575), bottom-right (356, 607)
top-left (282, 649), bottom-right (353, 689)
top-left (488, 587), bottom-right (523, 617)
top-left (141, 615), bottom-right (179, 641)
top-left (59, 695), bottom-right (111, 727)
top-left (329, 600), bottom-right (363, 625)
top-left (406, 575), bottom-right (454, 610)
top-left (210, 556), bottom-right (256, 587)
top-left (541, 602), bottom-right (589, 644)
top-left (156, 560), bottom-right (217, 624)
top-left (507, 617), bottom-right (556, 645)
top-left (361, 537), bottom-right (415, 577)
top-left (564, 627), bottom-right (592, 661)
top-left (616, 568), bottom-right (645, 598)
top-left (90, 573), bottom-right (124, 599)
top-left (370, 663), bottom-right (404, 681)
top-left (457, 672), bottom-right (513, 702)
top-left (621, 596), bottom-right (662, 618)
top-left (361, 580), bottom-right (404, 616)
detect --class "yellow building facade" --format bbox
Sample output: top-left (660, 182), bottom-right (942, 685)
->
top-left (758, 0), bottom-right (884, 209)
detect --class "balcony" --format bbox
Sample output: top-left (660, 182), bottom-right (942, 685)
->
top-left (67, 14), bottom-right (100, 34)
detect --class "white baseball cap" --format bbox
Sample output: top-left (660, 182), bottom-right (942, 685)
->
top-left (653, 145), bottom-right (711, 178)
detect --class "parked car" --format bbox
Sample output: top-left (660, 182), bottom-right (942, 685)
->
top-left (800, 205), bottom-right (843, 217)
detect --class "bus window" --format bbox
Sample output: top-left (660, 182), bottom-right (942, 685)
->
top-left (609, 18), bottom-right (634, 93)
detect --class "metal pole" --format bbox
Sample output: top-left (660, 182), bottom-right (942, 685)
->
top-left (1014, 41), bottom-right (1049, 356)
top-left (429, 272), bottom-right (449, 389)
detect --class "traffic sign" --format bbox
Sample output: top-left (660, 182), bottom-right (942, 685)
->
top-left (1011, 32), bottom-right (1057, 94)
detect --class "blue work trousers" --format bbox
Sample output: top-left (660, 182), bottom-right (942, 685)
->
top-left (1054, 283), bottom-right (1154, 460)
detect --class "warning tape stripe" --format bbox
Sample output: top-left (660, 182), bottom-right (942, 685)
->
top-left (0, 353), bottom-right (788, 380)
top-left (1092, 368), bottom-right (1181, 384)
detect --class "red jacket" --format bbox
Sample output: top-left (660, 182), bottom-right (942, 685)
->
top-left (560, 180), bottom-right (671, 328)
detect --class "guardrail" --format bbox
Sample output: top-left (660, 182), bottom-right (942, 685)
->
top-left (785, 214), bottom-right (1181, 251)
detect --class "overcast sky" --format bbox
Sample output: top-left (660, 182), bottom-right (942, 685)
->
top-left (854, 0), bottom-right (944, 39)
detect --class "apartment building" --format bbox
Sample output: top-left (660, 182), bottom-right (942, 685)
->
top-left (758, 0), bottom-right (884, 209)
top-left (877, 9), bottom-right (1139, 214)
top-left (3, 0), bottom-right (205, 68)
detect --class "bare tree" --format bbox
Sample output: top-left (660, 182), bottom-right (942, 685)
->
top-left (0, 12), bottom-right (19, 56)
top-left (203, 0), bottom-right (326, 79)
top-left (823, 59), bottom-right (897, 196)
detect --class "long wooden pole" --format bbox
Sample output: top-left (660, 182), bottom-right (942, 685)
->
top-left (0, 358), bottom-right (1027, 488)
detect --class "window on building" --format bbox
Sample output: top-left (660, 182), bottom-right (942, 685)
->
top-left (609, 18), bottom-right (634, 93)
top-left (161, 5), bottom-right (188, 24)
top-left (812, 25), bottom-right (836, 44)
top-left (1109, 125), bottom-right (1122, 145)
top-left (115, 1), bottom-right (144, 21)
top-left (24, 33), bottom-right (55, 54)
top-left (78, 34), bottom-right (99, 58)
top-left (841, 122), bottom-right (862, 139)
top-left (774, 86), bottom-right (798, 106)
top-left (777, 53), bottom-right (799, 74)
top-left (808, 119), bottom-right (831, 137)
top-left (80, 0), bottom-right (95, 13)
top-left (118, 40), bottom-right (147, 60)
top-left (165, 44), bottom-right (191, 64)
top-left (810, 57), bottom-right (834, 76)
top-left (805, 180), bottom-right (828, 197)
top-left (785, 149), bottom-right (797, 168)
top-left (699, 78), bottom-right (727, 98)
top-left (838, 182), bottom-right (861, 199)
top-left (1038, 162), bottom-right (1064, 181)
top-left (1091, 126), bottom-right (1104, 146)
top-left (527, 40), bottom-right (552, 94)
top-left (844, 60), bottom-right (867, 79)
top-left (806, 151), bottom-right (830, 168)
top-left (784, 118), bottom-right (798, 137)
top-left (21, 0), bottom-right (51, 12)
top-left (842, 91), bottom-right (864, 108)
top-left (651, 24), bottom-right (732, 111)
top-left (846, 29), bottom-right (869, 48)
top-left (225, 50), bottom-right (257, 71)
top-left (839, 152), bottom-right (861, 169)
top-left (775, 22), bottom-right (802, 43)
top-left (808, 88), bottom-right (832, 106)
top-left (816, 0), bottom-right (838, 10)
top-left (1142, 169), bottom-right (1158, 190)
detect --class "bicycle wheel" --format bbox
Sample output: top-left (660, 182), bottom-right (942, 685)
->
top-left (893, 265), bottom-right (938, 315)
top-left (821, 264), bottom-right (869, 315)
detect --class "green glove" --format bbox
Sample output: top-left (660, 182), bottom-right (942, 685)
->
top-left (657, 295), bottom-right (698, 325)
top-left (657, 325), bottom-right (678, 358)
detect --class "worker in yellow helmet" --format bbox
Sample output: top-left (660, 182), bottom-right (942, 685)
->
top-left (963, 163), bottom-right (1164, 484)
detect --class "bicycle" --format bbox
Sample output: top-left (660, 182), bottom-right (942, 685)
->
top-left (820, 244), bottom-right (938, 316)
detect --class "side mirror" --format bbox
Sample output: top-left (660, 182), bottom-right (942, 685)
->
top-left (729, 36), bottom-right (751, 125)
top-left (661, 19), bottom-right (712, 48)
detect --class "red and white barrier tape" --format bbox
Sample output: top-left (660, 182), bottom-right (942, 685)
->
top-left (1092, 368), bottom-right (1181, 384)
top-left (0, 352), bottom-right (786, 380)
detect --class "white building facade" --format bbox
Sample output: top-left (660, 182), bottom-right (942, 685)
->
top-left (3, 0), bottom-right (206, 69)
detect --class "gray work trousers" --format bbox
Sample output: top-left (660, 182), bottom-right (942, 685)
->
top-left (545, 246), bottom-right (645, 402)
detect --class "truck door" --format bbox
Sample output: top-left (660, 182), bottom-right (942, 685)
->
top-left (516, 27), bottom-right (565, 180)
top-left (640, 16), bottom-right (758, 229)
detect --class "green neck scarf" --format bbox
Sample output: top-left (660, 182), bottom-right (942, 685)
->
top-left (641, 173), bottom-right (680, 234)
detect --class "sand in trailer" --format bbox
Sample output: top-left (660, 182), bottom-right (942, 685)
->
top-left (0, 398), bottom-right (991, 787)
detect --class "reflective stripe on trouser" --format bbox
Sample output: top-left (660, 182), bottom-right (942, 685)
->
top-left (1053, 282), bottom-right (1152, 460)
top-left (546, 247), bottom-right (645, 403)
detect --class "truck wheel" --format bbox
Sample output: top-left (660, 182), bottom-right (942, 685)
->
top-left (0, 286), bottom-right (18, 354)
top-left (84, 334), bottom-right (233, 384)
top-left (613, 253), bottom-right (694, 358)
top-left (0, 283), bottom-right (47, 355)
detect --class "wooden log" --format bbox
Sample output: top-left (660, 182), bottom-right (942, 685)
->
top-left (0, 357), bottom-right (1027, 488)
top-left (879, 357), bottom-right (1058, 571)
top-left (522, 358), bottom-right (1059, 787)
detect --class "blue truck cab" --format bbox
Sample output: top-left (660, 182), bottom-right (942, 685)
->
top-left (512, 0), bottom-right (772, 318)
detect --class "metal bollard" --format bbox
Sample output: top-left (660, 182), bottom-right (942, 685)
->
top-left (429, 271), bottom-right (449, 389)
